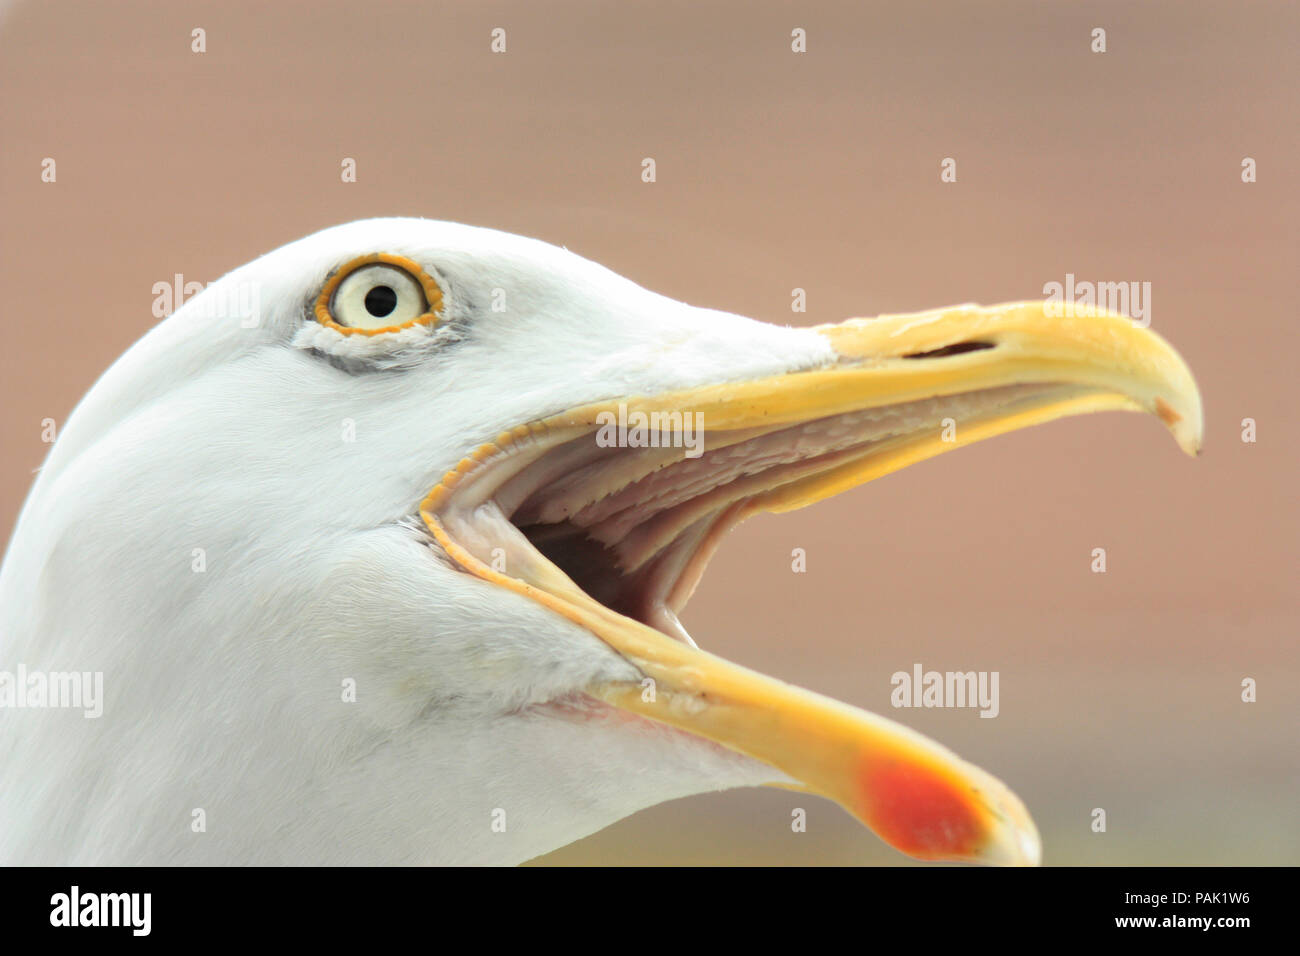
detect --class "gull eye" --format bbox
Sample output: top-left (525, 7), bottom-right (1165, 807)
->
top-left (333, 265), bottom-right (425, 329)
top-left (314, 254), bottom-right (443, 335)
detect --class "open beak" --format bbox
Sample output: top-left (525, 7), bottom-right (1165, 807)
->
top-left (421, 301), bottom-right (1202, 866)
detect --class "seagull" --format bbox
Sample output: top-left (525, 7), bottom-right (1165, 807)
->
top-left (0, 218), bottom-right (1201, 865)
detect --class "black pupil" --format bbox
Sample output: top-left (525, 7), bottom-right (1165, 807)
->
top-left (364, 285), bottom-right (398, 318)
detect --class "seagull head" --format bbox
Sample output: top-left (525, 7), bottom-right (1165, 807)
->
top-left (0, 217), bottom-right (1201, 864)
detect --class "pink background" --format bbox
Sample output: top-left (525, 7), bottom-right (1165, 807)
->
top-left (0, 0), bottom-right (1294, 864)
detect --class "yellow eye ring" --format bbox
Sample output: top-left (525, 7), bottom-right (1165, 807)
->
top-left (313, 253), bottom-right (444, 336)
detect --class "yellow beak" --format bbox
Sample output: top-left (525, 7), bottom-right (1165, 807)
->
top-left (422, 301), bottom-right (1202, 866)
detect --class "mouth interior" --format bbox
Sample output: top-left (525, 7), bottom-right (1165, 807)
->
top-left (441, 381), bottom-right (1088, 647)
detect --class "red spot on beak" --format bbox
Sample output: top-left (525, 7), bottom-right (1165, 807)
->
top-left (860, 759), bottom-right (985, 860)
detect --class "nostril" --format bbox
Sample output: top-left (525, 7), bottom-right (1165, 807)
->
top-left (902, 341), bottom-right (995, 359)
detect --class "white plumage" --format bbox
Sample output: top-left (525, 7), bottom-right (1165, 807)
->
top-left (0, 218), bottom-right (1200, 865)
top-left (0, 220), bottom-right (834, 863)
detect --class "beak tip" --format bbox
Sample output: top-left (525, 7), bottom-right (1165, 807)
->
top-left (1015, 822), bottom-right (1044, 867)
top-left (1174, 422), bottom-right (1203, 458)
top-left (977, 816), bottom-right (1043, 867)
top-left (1178, 415), bottom-right (1205, 459)
top-left (1152, 391), bottom-right (1203, 458)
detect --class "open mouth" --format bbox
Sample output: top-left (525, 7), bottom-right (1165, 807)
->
top-left (420, 301), bottom-right (1202, 866)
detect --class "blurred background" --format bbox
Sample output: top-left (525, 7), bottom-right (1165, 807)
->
top-left (0, 0), bottom-right (1294, 864)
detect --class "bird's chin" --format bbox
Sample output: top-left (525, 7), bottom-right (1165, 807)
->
top-left (419, 301), bottom-right (1201, 867)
